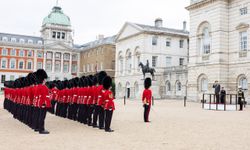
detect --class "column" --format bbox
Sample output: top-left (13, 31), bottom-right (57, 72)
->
top-left (34, 50), bottom-right (37, 71)
top-left (43, 51), bottom-right (46, 70)
top-left (77, 53), bottom-right (80, 76)
top-left (52, 52), bottom-right (55, 73)
top-left (69, 53), bottom-right (72, 74)
top-left (61, 53), bottom-right (64, 73)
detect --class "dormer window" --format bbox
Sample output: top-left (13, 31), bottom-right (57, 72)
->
top-left (152, 36), bottom-right (158, 45)
top-left (28, 40), bottom-right (33, 44)
top-left (52, 32), bottom-right (56, 38)
top-left (38, 40), bottom-right (43, 45)
top-left (11, 38), bottom-right (16, 42)
top-left (240, 7), bottom-right (248, 15)
top-left (57, 32), bottom-right (61, 39)
top-left (2, 37), bottom-right (8, 42)
top-left (20, 39), bottom-right (25, 44)
top-left (62, 32), bottom-right (65, 39)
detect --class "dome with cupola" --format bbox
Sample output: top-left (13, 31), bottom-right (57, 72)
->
top-left (42, 6), bottom-right (71, 26)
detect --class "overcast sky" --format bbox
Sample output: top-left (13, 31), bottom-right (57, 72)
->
top-left (0, 0), bottom-right (190, 44)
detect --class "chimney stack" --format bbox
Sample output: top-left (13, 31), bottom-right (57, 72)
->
top-left (155, 18), bottom-right (163, 28)
top-left (183, 21), bottom-right (187, 31)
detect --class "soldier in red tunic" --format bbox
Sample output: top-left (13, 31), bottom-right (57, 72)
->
top-left (142, 78), bottom-right (152, 123)
top-left (35, 69), bottom-right (50, 134)
top-left (92, 75), bottom-right (99, 128)
top-left (103, 76), bottom-right (115, 132)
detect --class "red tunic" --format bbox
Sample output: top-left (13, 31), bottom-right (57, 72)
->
top-left (37, 84), bottom-right (51, 108)
top-left (97, 85), bottom-right (104, 106)
top-left (103, 90), bottom-right (115, 110)
top-left (87, 86), bottom-right (94, 105)
top-left (72, 87), bottom-right (78, 103)
top-left (83, 87), bottom-right (88, 105)
top-left (92, 86), bottom-right (98, 105)
top-left (142, 89), bottom-right (152, 106)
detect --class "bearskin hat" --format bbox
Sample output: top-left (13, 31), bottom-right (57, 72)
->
top-left (92, 74), bottom-right (98, 86)
top-left (98, 71), bottom-right (107, 85)
top-left (35, 69), bottom-right (48, 84)
top-left (73, 77), bottom-right (80, 87)
top-left (87, 75), bottom-right (93, 87)
top-left (144, 78), bottom-right (152, 89)
top-left (79, 76), bottom-right (85, 87)
top-left (103, 76), bottom-right (112, 90)
top-left (28, 72), bottom-right (37, 85)
top-left (84, 77), bottom-right (89, 87)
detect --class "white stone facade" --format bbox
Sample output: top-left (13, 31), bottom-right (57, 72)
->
top-left (115, 20), bottom-right (189, 100)
top-left (186, 0), bottom-right (250, 102)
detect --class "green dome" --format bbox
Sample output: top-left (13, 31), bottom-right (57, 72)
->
top-left (42, 6), bottom-right (71, 26)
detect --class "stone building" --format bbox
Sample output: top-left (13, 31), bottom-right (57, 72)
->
top-left (186, 0), bottom-right (250, 102)
top-left (115, 19), bottom-right (189, 99)
top-left (79, 35), bottom-right (116, 78)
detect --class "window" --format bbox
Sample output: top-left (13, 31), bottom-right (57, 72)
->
top-left (152, 36), bottom-right (158, 45)
top-left (55, 53), bottom-right (61, 59)
top-left (2, 49), bottom-right (7, 56)
top-left (63, 62), bottom-right (69, 73)
top-left (201, 78), bottom-right (208, 92)
top-left (37, 51), bottom-right (43, 58)
top-left (38, 40), bottom-right (43, 45)
top-left (10, 59), bottom-right (16, 69)
top-left (202, 27), bottom-right (211, 54)
top-left (19, 50), bottom-right (24, 57)
top-left (240, 7), bottom-right (248, 15)
top-left (72, 55), bottom-right (77, 61)
top-left (64, 53), bottom-right (70, 60)
top-left (19, 39), bottom-right (25, 44)
top-left (119, 58), bottom-right (123, 74)
top-left (27, 50), bottom-right (32, 57)
top-left (55, 61), bottom-right (61, 72)
top-left (37, 62), bottom-right (43, 69)
top-left (62, 32), bottom-right (65, 39)
top-left (166, 81), bottom-right (171, 92)
top-left (27, 61), bottom-right (32, 70)
top-left (10, 75), bottom-right (15, 81)
top-left (11, 38), bottom-right (16, 42)
top-left (72, 64), bottom-right (77, 73)
top-left (28, 40), bottom-right (33, 44)
top-left (52, 32), bottom-right (56, 38)
top-left (176, 82), bottom-right (181, 91)
top-left (87, 64), bottom-right (90, 72)
top-left (152, 56), bottom-right (158, 67)
top-left (239, 77), bottom-right (248, 90)
top-left (126, 52), bottom-right (132, 73)
top-left (179, 58), bottom-right (184, 66)
top-left (166, 39), bottom-right (171, 47)
top-left (166, 57), bottom-right (172, 67)
top-left (1, 75), bottom-right (6, 83)
top-left (240, 31), bottom-right (247, 51)
top-left (1, 59), bottom-right (7, 69)
top-left (10, 49), bottom-right (16, 56)
top-left (19, 61), bottom-right (24, 69)
top-left (2, 37), bottom-right (8, 42)
top-left (46, 61), bottom-right (52, 71)
top-left (55, 77), bottom-right (59, 80)
top-left (57, 32), bottom-right (61, 39)
top-left (179, 40), bottom-right (184, 48)
top-left (47, 52), bottom-right (52, 59)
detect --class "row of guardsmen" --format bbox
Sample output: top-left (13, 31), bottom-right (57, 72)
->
top-left (3, 70), bottom-right (115, 134)
top-left (47, 71), bottom-right (115, 132)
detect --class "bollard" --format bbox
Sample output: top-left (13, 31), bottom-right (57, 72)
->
top-left (184, 96), bottom-right (187, 107)
top-left (202, 94), bottom-right (205, 108)
top-left (152, 96), bottom-right (154, 106)
top-left (124, 96), bottom-right (126, 105)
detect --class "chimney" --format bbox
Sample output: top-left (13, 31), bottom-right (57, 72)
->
top-left (183, 21), bottom-right (187, 31)
top-left (96, 34), bottom-right (104, 40)
top-left (155, 18), bottom-right (163, 28)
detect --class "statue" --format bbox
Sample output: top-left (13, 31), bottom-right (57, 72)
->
top-left (139, 60), bottom-right (156, 80)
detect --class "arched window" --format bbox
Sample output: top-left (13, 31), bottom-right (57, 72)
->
top-left (18, 60), bottom-right (24, 69)
top-left (10, 59), bottom-right (16, 69)
top-left (202, 27), bottom-right (211, 54)
top-left (126, 49), bottom-right (132, 73)
top-left (176, 81), bottom-right (181, 91)
top-left (1, 58), bottom-right (8, 69)
top-left (134, 47), bottom-right (141, 72)
top-left (201, 78), bottom-right (208, 92)
top-left (239, 77), bottom-right (248, 90)
top-left (118, 51), bottom-right (123, 75)
top-left (27, 60), bottom-right (33, 70)
top-left (166, 81), bottom-right (171, 92)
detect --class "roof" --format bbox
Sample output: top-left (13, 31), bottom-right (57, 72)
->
top-left (134, 23), bottom-right (189, 36)
top-left (79, 35), bottom-right (116, 51)
top-left (42, 6), bottom-right (71, 26)
top-left (0, 32), bottom-right (43, 44)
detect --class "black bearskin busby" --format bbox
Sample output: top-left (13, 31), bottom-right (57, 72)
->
top-left (98, 71), bottom-right (107, 85)
top-left (144, 78), bottom-right (152, 89)
top-left (103, 76), bottom-right (112, 90)
top-left (35, 69), bottom-right (48, 84)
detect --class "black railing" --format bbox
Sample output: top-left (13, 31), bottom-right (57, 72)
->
top-left (202, 93), bottom-right (242, 111)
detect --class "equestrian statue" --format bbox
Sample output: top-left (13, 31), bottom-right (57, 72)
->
top-left (138, 60), bottom-right (156, 80)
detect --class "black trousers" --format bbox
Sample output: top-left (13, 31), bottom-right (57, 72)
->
top-left (50, 100), bottom-right (56, 114)
top-left (92, 105), bottom-right (98, 126)
top-left (239, 97), bottom-right (243, 111)
top-left (71, 103), bottom-right (77, 120)
top-left (38, 108), bottom-right (47, 132)
top-left (87, 105), bottom-right (94, 125)
top-left (105, 110), bottom-right (113, 131)
top-left (144, 105), bottom-right (150, 122)
top-left (32, 107), bottom-right (40, 130)
top-left (215, 93), bottom-right (220, 103)
top-left (98, 106), bottom-right (105, 128)
top-left (77, 104), bottom-right (84, 123)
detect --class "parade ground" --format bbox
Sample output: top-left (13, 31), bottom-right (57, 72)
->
top-left (1, 95), bottom-right (250, 150)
